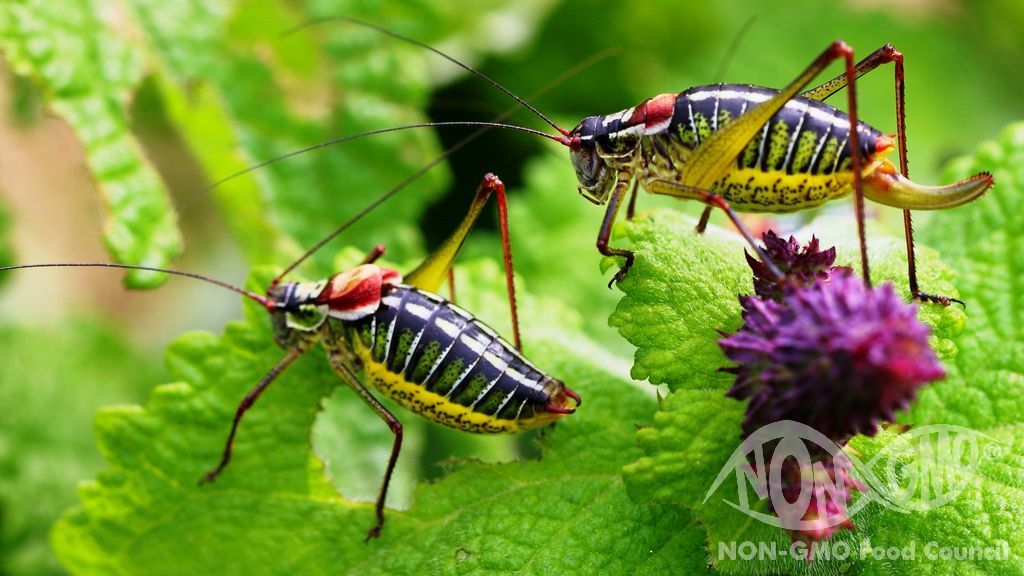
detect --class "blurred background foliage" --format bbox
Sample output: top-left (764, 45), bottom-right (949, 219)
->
top-left (0, 0), bottom-right (1021, 573)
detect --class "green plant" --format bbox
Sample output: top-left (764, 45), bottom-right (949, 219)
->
top-left (1, 1), bottom-right (1022, 574)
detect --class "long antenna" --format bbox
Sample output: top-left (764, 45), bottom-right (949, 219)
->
top-left (226, 28), bottom-right (616, 287)
top-left (183, 121), bottom-right (568, 211)
top-left (0, 263), bottom-right (271, 308)
top-left (285, 16), bottom-right (570, 136)
top-left (713, 14), bottom-right (758, 83)
top-left (267, 49), bottom-right (619, 288)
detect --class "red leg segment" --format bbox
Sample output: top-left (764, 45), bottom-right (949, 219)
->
top-left (199, 345), bottom-right (309, 484)
top-left (481, 174), bottom-right (523, 351)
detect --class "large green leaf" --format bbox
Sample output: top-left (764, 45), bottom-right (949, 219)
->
top-left (616, 124), bottom-right (1024, 573)
top-left (50, 262), bottom-right (710, 575)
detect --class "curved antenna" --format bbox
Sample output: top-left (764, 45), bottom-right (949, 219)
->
top-left (0, 263), bottom-right (271, 308)
top-left (270, 165), bottom-right (427, 287)
top-left (285, 16), bottom-right (570, 136)
top-left (713, 14), bottom-right (758, 83)
top-left (267, 48), bottom-right (620, 287)
top-left (183, 121), bottom-right (568, 211)
top-left (189, 46), bottom-right (620, 207)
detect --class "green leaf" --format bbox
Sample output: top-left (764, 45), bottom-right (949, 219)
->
top-left (0, 0), bottom-right (182, 287)
top-left (51, 262), bottom-right (710, 575)
top-left (608, 212), bottom-right (752, 390)
top-left (0, 319), bottom-right (161, 575)
top-left (617, 124), bottom-right (1024, 574)
top-left (845, 426), bottom-right (1024, 575)
top-left (910, 122), bottom-right (1024, 427)
top-left (624, 389), bottom-right (745, 508)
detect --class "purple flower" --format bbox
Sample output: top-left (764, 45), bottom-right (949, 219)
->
top-left (746, 231), bottom-right (845, 301)
top-left (720, 269), bottom-right (945, 442)
top-left (720, 232), bottom-right (948, 547)
top-left (773, 453), bottom-right (866, 548)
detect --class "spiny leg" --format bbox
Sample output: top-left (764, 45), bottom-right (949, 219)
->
top-left (901, 211), bottom-right (963, 306)
top-left (404, 174), bottom-right (523, 350)
top-left (648, 179), bottom-right (783, 281)
top-left (199, 344), bottom-right (309, 484)
top-left (801, 44), bottom-right (901, 102)
top-left (838, 43), bottom-right (871, 287)
top-left (486, 175), bottom-right (523, 351)
top-left (804, 44), bottom-right (962, 304)
top-left (597, 169), bottom-right (635, 287)
top-left (890, 52), bottom-right (961, 306)
top-left (322, 340), bottom-right (402, 542)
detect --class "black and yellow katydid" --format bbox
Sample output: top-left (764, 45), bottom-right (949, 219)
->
top-left (0, 173), bottom-right (579, 540)
top-left (222, 20), bottom-right (991, 304)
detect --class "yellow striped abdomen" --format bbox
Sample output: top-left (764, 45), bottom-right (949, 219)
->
top-left (344, 285), bottom-right (576, 434)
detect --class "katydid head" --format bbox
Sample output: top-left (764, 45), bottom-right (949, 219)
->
top-left (267, 279), bottom-right (330, 343)
top-left (568, 116), bottom-right (616, 204)
top-left (267, 264), bottom-right (403, 345)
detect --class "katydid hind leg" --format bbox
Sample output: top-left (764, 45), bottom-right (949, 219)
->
top-left (404, 177), bottom-right (491, 293)
top-left (489, 176), bottom-right (523, 351)
top-left (648, 179), bottom-right (783, 281)
top-left (836, 43), bottom-right (872, 287)
top-left (800, 43), bottom-right (981, 303)
top-left (801, 44), bottom-right (902, 102)
top-left (405, 174), bottom-right (522, 350)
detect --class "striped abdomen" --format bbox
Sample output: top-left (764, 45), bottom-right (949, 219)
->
top-left (641, 84), bottom-right (891, 212)
top-left (342, 284), bottom-right (572, 433)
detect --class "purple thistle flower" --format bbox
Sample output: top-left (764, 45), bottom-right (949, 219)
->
top-left (720, 232), bottom-right (947, 546)
top-left (720, 269), bottom-right (945, 442)
top-left (746, 231), bottom-right (845, 301)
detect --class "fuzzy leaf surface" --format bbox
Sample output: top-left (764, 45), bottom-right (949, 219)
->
top-left (52, 264), bottom-right (710, 575)
top-left (615, 126), bottom-right (1024, 573)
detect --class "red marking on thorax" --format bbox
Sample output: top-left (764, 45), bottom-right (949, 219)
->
top-left (642, 93), bottom-right (677, 130)
top-left (317, 264), bottom-right (402, 316)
